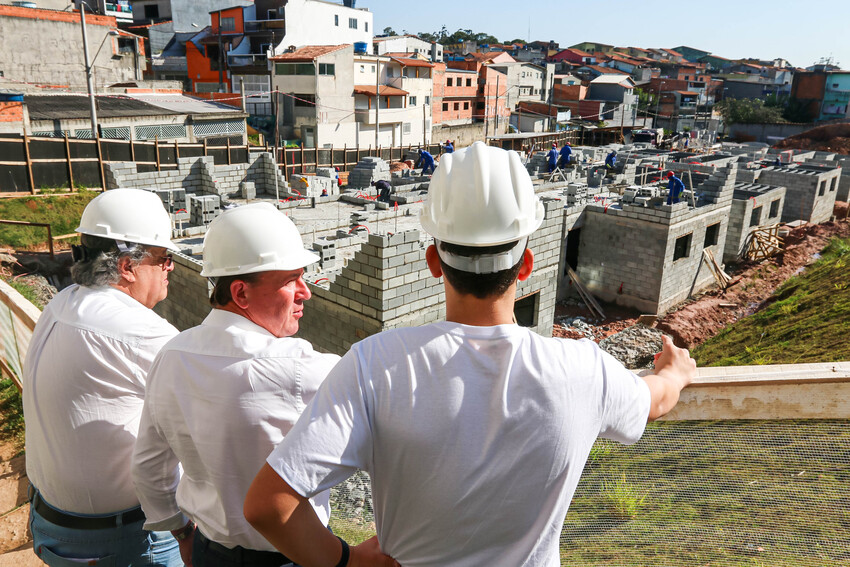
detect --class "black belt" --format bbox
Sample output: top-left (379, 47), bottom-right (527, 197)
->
top-left (31, 491), bottom-right (146, 530)
top-left (196, 530), bottom-right (293, 566)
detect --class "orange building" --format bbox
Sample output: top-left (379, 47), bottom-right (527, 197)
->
top-left (186, 6), bottom-right (247, 94)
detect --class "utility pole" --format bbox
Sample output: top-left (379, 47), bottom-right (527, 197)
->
top-left (494, 74), bottom-right (500, 135)
top-left (217, 9), bottom-right (225, 93)
top-left (80, 4), bottom-right (98, 138)
top-left (375, 57), bottom-right (380, 150)
top-left (422, 102), bottom-right (426, 147)
top-left (484, 79), bottom-right (489, 140)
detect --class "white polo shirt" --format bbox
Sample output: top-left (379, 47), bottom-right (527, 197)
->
top-left (23, 284), bottom-right (179, 514)
top-left (268, 322), bottom-right (651, 567)
top-left (132, 309), bottom-right (339, 551)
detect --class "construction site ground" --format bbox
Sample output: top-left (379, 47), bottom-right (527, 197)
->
top-left (554, 201), bottom-right (850, 350)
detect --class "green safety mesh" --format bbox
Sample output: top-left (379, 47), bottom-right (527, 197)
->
top-left (329, 420), bottom-right (850, 566)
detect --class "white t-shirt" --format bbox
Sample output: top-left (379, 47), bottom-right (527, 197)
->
top-left (268, 322), bottom-right (651, 567)
top-left (23, 285), bottom-right (178, 514)
top-left (133, 309), bottom-right (339, 551)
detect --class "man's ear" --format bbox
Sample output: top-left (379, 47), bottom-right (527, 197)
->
top-left (425, 244), bottom-right (443, 278)
top-left (517, 249), bottom-right (534, 281)
top-left (230, 279), bottom-right (251, 310)
top-left (116, 255), bottom-right (137, 283)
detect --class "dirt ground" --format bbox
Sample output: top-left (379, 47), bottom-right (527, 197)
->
top-left (0, 439), bottom-right (37, 565)
top-left (555, 204), bottom-right (850, 349)
top-left (774, 123), bottom-right (850, 154)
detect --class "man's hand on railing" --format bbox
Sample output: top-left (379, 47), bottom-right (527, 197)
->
top-left (643, 335), bottom-right (696, 421)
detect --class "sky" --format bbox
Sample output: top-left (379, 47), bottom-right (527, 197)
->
top-left (358, 0), bottom-right (849, 69)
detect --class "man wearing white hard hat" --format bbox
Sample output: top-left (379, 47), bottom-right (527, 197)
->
top-left (244, 142), bottom-right (696, 566)
top-left (23, 188), bottom-right (183, 566)
top-left (132, 203), bottom-right (393, 567)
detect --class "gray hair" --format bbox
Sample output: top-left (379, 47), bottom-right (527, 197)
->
top-left (71, 234), bottom-right (151, 287)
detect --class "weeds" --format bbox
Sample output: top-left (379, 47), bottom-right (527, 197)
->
top-left (602, 472), bottom-right (647, 520)
top-left (0, 378), bottom-right (24, 456)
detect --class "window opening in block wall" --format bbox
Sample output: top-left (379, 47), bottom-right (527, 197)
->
top-left (673, 233), bottom-right (692, 261)
top-left (830, 177), bottom-right (838, 191)
top-left (769, 199), bottom-right (780, 218)
top-left (818, 182), bottom-right (825, 196)
top-left (514, 292), bottom-right (539, 328)
top-left (750, 206), bottom-right (762, 227)
top-left (703, 223), bottom-right (719, 248)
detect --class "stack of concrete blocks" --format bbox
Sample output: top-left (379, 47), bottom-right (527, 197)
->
top-left (240, 181), bottom-right (256, 200)
top-left (724, 183), bottom-right (787, 263)
top-left (526, 152), bottom-right (553, 177)
top-left (347, 157), bottom-right (391, 188)
top-left (804, 154), bottom-right (850, 201)
top-left (692, 163), bottom-right (738, 206)
top-left (148, 188), bottom-right (190, 226)
top-left (289, 171), bottom-right (337, 198)
top-left (564, 182), bottom-right (588, 206)
top-left (311, 238), bottom-right (337, 270)
top-left (152, 253), bottom-right (212, 332)
top-left (756, 164), bottom-right (841, 224)
top-left (189, 194), bottom-right (221, 227)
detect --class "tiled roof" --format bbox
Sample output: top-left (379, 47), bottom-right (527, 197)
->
top-left (465, 51), bottom-right (509, 63)
top-left (387, 55), bottom-right (434, 67)
top-left (353, 85), bottom-right (408, 96)
top-left (581, 65), bottom-right (628, 75)
top-left (269, 45), bottom-right (350, 62)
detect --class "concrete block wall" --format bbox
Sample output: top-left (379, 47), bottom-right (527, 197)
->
top-left (656, 205), bottom-right (731, 314)
top-left (757, 167), bottom-right (840, 224)
top-left (347, 157), bottom-right (391, 188)
top-left (694, 163), bottom-right (737, 206)
top-left (724, 186), bottom-right (785, 263)
top-left (804, 156), bottom-right (850, 201)
top-left (518, 198), bottom-right (564, 336)
top-left (152, 253), bottom-right (211, 331)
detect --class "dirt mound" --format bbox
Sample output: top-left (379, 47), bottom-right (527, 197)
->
top-left (389, 161), bottom-right (411, 172)
top-left (773, 123), bottom-right (850, 154)
top-left (657, 216), bottom-right (850, 348)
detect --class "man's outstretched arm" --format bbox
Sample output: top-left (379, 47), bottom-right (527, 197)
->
top-left (244, 463), bottom-right (400, 567)
top-left (641, 335), bottom-right (696, 421)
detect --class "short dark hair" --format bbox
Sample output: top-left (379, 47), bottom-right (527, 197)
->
top-left (209, 272), bottom-right (263, 307)
top-left (438, 240), bottom-right (524, 299)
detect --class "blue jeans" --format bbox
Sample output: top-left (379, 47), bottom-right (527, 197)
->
top-left (30, 494), bottom-right (181, 567)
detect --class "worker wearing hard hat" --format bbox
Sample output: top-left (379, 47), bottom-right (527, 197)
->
top-left (547, 142), bottom-right (559, 172)
top-left (444, 139), bottom-right (454, 154)
top-left (244, 141), bottom-right (695, 566)
top-left (605, 149), bottom-right (617, 169)
top-left (666, 171), bottom-right (685, 205)
top-left (132, 203), bottom-right (350, 566)
top-left (23, 189), bottom-right (183, 566)
top-left (416, 148), bottom-right (436, 175)
top-left (558, 141), bottom-right (573, 169)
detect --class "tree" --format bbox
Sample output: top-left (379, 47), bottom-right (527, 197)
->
top-left (382, 27), bottom-right (397, 36)
top-left (715, 98), bottom-right (787, 124)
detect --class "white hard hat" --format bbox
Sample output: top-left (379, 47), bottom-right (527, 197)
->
top-left (200, 203), bottom-right (319, 277)
top-left (76, 188), bottom-right (178, 251)
top-left (420, 141), bottom-right (544, 247)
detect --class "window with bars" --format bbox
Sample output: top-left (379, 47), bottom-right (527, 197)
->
top-left (220, 17), bottom-right (236, 32)
top-left (193, 120), bottom-right (244, 137)
top-left (135, 124), bottom-right (187, 140)
top-left (348, 18), bottom-right (357, 29)
top-left (318, 63), bottom-right (335, 75)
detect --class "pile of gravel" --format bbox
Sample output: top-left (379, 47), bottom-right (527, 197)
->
top-left (598, 325), bottom-right (667, 369)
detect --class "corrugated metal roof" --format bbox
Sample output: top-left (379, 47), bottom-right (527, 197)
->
top-left (25, 95), bottom-right (181, 120)
top-left (126, 93), bottom-right (245, 115)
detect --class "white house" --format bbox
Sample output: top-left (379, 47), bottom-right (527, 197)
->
top-left (273, 0), bottom-right (372, 52)
top-left (373, 35), bottom-right (443, 62)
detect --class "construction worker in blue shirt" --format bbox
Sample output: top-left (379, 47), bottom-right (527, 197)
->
top-left (605, 150), bottom-right (617, 169)
top-left (416, 149), bottom-right (436, 175)
top-left (547, 143), bottom-right (559, 173)
top-left (444, 140), bottom-right (454, 154)
top-left (558, 142), bottom-right (572, 169)
top-left (666, 171), bottom-right (685, 204)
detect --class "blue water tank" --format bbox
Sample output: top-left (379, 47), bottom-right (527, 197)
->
top-left (353, 42), bottom-right (368, 54)
top-left (0, 93), bottom-right (24, 102)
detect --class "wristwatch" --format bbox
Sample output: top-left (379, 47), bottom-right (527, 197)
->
top-left (173, 521), bottom-right (195, 541)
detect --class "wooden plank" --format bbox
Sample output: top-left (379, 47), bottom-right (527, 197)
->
top-left (0, 161), bottom-right (26, 166)
top-left (22, 133), bottom-right (35, 195)
top-left (226, 137), bottom-right (232, 165)
top-left (566, 266), bottom-right (605, 319)
top-left (95, 131), bottom-right (106, 191)
top-left (155, 136), bottom-right (161, 171)
top-left (0, 279), bottom-right (40, 333)
top-left (64, 134), bottom-right (75, 191)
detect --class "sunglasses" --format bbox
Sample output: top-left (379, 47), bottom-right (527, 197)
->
top-left (153, 254), bottom-right (174, 269)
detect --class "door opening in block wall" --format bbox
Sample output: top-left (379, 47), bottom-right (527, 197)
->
top-left (564, 228), bottom-right (581, 274)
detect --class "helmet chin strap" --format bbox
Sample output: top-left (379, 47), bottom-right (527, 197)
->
top-left (435, 238), bottom-right (527, 274)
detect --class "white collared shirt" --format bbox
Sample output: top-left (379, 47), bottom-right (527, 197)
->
top-left (132, 309), bottom-right (339, 551)
top-left (23, 284), bottom-right (179, 514)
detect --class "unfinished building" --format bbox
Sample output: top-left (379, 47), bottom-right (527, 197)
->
top-left (103, 140), bottom-right (845, 354)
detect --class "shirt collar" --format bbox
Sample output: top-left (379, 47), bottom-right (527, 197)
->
top-left (202, 308), bottom-right (277, 338)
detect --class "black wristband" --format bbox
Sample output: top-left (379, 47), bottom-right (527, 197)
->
top-left (334, 536), bottom-right (350, 567)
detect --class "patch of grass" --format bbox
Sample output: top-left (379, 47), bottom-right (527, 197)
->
top-left (0, 190), bottom-right (96, 249)
top-left (602, 472), bottom-right (647, 520)
top-left (694, 236), bottom-right (850, 366)
top-left (2, 276), bottom-right (46, 309)
top-left (0, 378), bottom-right (24, 456)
